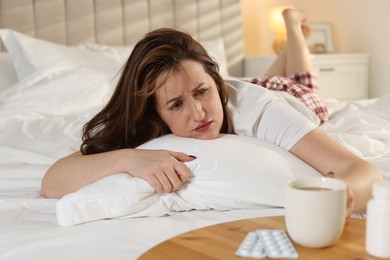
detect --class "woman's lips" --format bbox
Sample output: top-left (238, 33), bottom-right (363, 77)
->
top-left (194, 121), bottom-right (212, 132)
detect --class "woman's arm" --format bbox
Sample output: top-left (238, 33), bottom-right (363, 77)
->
top-left (41, 149), bottom-right (194, 199)
top-left (290, 127), bottom-right (383, 214)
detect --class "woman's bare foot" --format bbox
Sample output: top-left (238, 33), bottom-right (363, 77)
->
top-left (281, 8), bottom-right (313, 74)
top-left (282, 8), bottom-right (306, 25)
top-left (301, 24), bottom-right (312, 39)
top-left (283, 8), bottom-right (311, 39)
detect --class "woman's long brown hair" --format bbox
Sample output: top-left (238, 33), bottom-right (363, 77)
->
top-left (81, 28), bottom-right (229, 155)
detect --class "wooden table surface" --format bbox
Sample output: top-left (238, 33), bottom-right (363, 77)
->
top-left (139, 216), bottom-right (379, 260)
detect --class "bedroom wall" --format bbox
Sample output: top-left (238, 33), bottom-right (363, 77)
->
top-left (241, 0), bottom-right (390, 98)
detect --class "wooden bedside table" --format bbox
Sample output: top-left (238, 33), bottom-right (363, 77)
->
top-left (139, 216), bottom-right (374, 260)
top-left (244, 53), bottom-right (370, 100)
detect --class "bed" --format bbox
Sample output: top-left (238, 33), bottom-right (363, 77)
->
top-left (1, 0), bottom-right (390, 259)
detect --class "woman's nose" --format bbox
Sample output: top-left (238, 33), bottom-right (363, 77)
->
top-left (189, 99), bottom-right (205, 120)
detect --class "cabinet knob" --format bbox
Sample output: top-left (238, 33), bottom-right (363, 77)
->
top-left (319, 67), bottom-right (335, 72)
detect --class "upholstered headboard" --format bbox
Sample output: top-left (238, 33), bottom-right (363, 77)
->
top-left (0, 0), bottom-right (244, 76)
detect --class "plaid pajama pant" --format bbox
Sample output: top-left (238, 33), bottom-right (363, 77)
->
top-left (249, 72), bottom-right (329, 124)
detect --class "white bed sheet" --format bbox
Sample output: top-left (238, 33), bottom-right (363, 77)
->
top-left (322, 97), bottom-right (390, 175)
top-left (0, 162), bottom-right (283, 259)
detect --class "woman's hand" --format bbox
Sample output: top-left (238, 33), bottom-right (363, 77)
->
top-left (42, 149), bottom-right (196, 198)
top-left (291, 127), bottom-right (382, 216)
top-left (127, 149), bottom-right (196, 193)
top-left (327, 172), bottom-right (355, 223)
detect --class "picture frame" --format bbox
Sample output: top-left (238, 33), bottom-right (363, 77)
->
top-left (307, 22), bottom-right (334, 54)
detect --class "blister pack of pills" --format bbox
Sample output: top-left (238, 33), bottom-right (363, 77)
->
top-left (235, 229), bottom-right (298, 259)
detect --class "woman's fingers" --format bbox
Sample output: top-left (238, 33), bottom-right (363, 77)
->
top-left (152, 152), bottom-right (193, 193)
top-left (345, 184), bottom-right (355, 223)
top-left (166, 150), bottom-right (195, 186)
top-left (154, 171), bottom-right (174, 193)
top-left (147, 174), bottom-right (165, 193)
top-left (174, 162), bottom-right (192, 183)
top-left (150, 168), bottom-right (187, 193)
top-left (326, 172), bottom-right (354, 222)
top-left (169, 151), bottom-right (197, 162)
top-left (130, 149), bottom-right (194, 193)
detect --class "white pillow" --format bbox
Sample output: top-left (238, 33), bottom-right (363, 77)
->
top-left (0, 29), bottom-right (112, 80)
top-left (0, 57), bottom-right (122, 161)
top-left (0, 29), bottom-right (230, 79)
top-left (83, 38), bottom-right (230, 77)
top-left (56, 134), bottom-right (322, 226)
top-left (82, 43), bottom-right (133, 63)
top-left (0, 52), bottom-right (18, 92)
top-left (201, 38), bottom-right (229, 78)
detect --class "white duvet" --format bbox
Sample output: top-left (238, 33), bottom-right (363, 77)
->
top-left (322, 97), bottom-right (390, 173)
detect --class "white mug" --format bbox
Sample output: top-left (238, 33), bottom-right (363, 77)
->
top-left (285, 177), bottom-right (347, 248)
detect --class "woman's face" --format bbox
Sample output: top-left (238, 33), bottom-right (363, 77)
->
top-left (155, 59), bottom-right (224, 140)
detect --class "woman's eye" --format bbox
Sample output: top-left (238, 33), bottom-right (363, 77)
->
top-left (169, 101), bottom-right (183, 110)
top-left (195, 88), bottom-right (208, 96)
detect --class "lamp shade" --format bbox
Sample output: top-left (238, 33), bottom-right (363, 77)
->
top-left (268, 6), bottom-right (292, 33)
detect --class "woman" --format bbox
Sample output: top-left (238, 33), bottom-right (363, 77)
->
top-left (41, 9), bottom-right (382, 218)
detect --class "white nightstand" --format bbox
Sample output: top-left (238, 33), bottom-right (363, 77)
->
top-left (244, 53), bottom-right (370, 100)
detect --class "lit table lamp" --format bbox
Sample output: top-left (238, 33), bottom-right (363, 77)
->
top-left (268, 6), bottom-right (291, 54)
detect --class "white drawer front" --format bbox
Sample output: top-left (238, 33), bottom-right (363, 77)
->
top-left (315, 64), bottom-right (368, 100)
